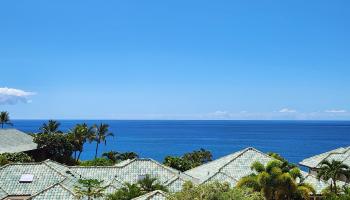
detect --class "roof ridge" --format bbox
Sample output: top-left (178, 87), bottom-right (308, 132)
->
top-left (29, 182), bottom-right (76, 199)
top-left (185, 148), bottom-right (248, 173)
top-left (203, 171), bottom-right (239, 184)
top-left (217, 147), bottom-right (271, 173)
top-left (318, 147), bottom-right (350, 166)
top-left (131, 190), bottom-right (167, 200)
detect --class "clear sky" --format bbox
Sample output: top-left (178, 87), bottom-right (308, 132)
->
top-left (0, 0), bottom-right (349, 120)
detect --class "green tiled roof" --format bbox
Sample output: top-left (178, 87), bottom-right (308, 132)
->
top-left (0, 188), bottom-right (7, 200)
top-left (0, 129), bottom-right (37, 153)
top-left (185, 147), bottom-right (272, 184)
top-left (300, 171), bottom-right (345, 194)
top-left (300, 146), bottom-right (350, 168)
top-left (132, 190), bottom-right (167, 200)
top-left (0, 163), bottom-right (65, 196)
top-left (0, 147), bottom-right (342, 199)
top-left (30, 183), bottom-right (76, 200)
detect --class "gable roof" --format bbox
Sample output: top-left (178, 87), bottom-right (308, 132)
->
top-left (299, 146), bottom-right (350, 168)
top-left (132, 190), bottom-right (167, 200)
top-left (0, 129), bottom-right (37, 153)
top-left (29, 183), bottom-right (76, 200)
top-left (185, 147), bottom-right (273, 185)
top-left (0, 157), bottom-right (194, 199)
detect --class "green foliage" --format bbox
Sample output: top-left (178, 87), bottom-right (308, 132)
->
top-left (0, 111), bottom-right (13, 128)
top-left (317, 159), bottom-right (350, 195)
top-left (0, 152), bottom-right (33, 164)
top-left (33, 132), bottom-right (74, 164)
top-left (0, 155), bottom-right (9, 166)
top-left (106, 183), bottom-right (143, 200)
top-left (168, 181), bottom-right (264, 200)
top-left (74, 179), bottom-right (106, 200)
top-left (106, 175), bottom-right (167, 200)
top-left (137, 174), bottom-right (168, 193)
top-left (79, 158), bottom-right (114, 166)
top-left (322, 186), bottom-right (350, 200)
top-left (102, 151), bottom-right (139, 163)
top-left (39, 120), bottom-right (62, 134)
top-left (67, 123), bottom-right (95, 162)
top-left (163, 148), bottom-right (212, 172)
top-left (237, 160), bottom-right (315, 200)
top-left (92, 123), bottom-right (114, 159)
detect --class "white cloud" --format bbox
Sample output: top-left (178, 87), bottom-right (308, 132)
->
top-left (278, 108), bottom-right (297, 113)
top-left (325, 109), bottom-right (347, 113)
top-left (0, 87), bottom-right (36, 105)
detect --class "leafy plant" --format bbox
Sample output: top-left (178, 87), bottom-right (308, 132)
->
top-left (106, 183), bottom-right (143, 200)
top-left (102, 151), bottom-right (139, 163)
top-left (67, 123), bottom-right (95, 162)
top-left (0, 152), bottom-right (33, 164)
top-left (168, 181), bottom-right (264, 200)
top-left (237, 160), bottom-right (315, 200)
top-left (79, 158), bottom-right (114, 166)
top-left (74, 179), bottom-right (106, 200)
top-left (163, 148), bottom-right (212, 172)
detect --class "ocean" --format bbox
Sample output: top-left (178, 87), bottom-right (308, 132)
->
top-left (11, 120), bottom-right (350, 165)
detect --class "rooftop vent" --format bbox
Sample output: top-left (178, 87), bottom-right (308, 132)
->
top-left (19, 174), bottom-right (34, 183)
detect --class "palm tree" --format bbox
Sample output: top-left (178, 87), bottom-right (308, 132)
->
top-left (39, 120), bottom-right (62, 134)
top-left (237, 160), bottom-right (315, 200)
top-left (68, 123), bottom-right (95, 162)
top-left (137, 174), bottom-right (168, 193)
top-left (317, 159), bottom-right (350, 194)
top-left (92, 123), bottom-right (114, 159)
top-left (0, 111), bottom-right (13, 128)
top-left (74, 179), bottom-right (106, 200)
top-left (106, 183), bottom-right (143, 200)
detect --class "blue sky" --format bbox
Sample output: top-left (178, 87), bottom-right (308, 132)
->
top-left (0, 0), bottom-right (349, 120)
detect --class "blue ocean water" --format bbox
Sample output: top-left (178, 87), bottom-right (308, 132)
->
top-left (10, 120), bottom-right (350, 165)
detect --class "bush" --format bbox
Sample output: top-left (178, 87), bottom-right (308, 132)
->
top-left (32, 132), bottom-right (74, 164)
top-left (0, 152), bottom-right (33, 166)
top-left (168, 181), bottom-right (264, 200)
top-left (0, 155), bottom-right (9, 166)
top-left (79, 158), bottom-right (114, 166)
top-left (163, 148), bottom-right (212, 172)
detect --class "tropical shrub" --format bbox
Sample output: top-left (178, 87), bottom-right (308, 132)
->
top-left (79, 158), bottom-right (114, 166)
top-left (74, 179), bottom-right (106, 200)
top-left (33, 132), bottom-right (74, 164)
top-left (237, 160), bottom-right (315, 200)
top-left (106, 175), bottom-right (167, 200)
top-left (102, 151), bottom-right (139, 163)
top-left (0, 152), bottom-right (33, 164)
top-left (0, 155), bottom-right (9, 166)
top-left (106, 183), bottom-right (143, 200)
top-left (163, 148), bottom-right (212, 172)
top-left (168, 181), bottom-right (264, 200)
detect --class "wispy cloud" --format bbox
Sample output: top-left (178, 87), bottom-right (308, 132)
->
top-left (0, 87), bottom-right (36, 105)
top-left (278, 108), bottom-right (297, 113)
top-left (325, 109), bottom-right (347, 113)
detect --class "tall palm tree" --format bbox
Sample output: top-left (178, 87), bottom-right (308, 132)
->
top-left (237, 160), bottom-right (315, 200)
top-left (317, 159), bottom-right (350, 194)
top-left (68, 123), bottom-right (95, 162)
top-left (39, 120), bottom-right (62, 134)
top-left (92, 123), bottom-right (114, 159)
top-left (0, 111), bottom-right (13, 128)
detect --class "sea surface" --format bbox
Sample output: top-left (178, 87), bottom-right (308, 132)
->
top-left (10, 120), bottom-right (350, 165)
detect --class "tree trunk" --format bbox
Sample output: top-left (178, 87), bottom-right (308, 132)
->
top-left (333, 179), bottom-right (337, 194)
top-left (95, 142), bottom-right (99, 159)
top-left (77, 151), bottom-right (82, 162)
